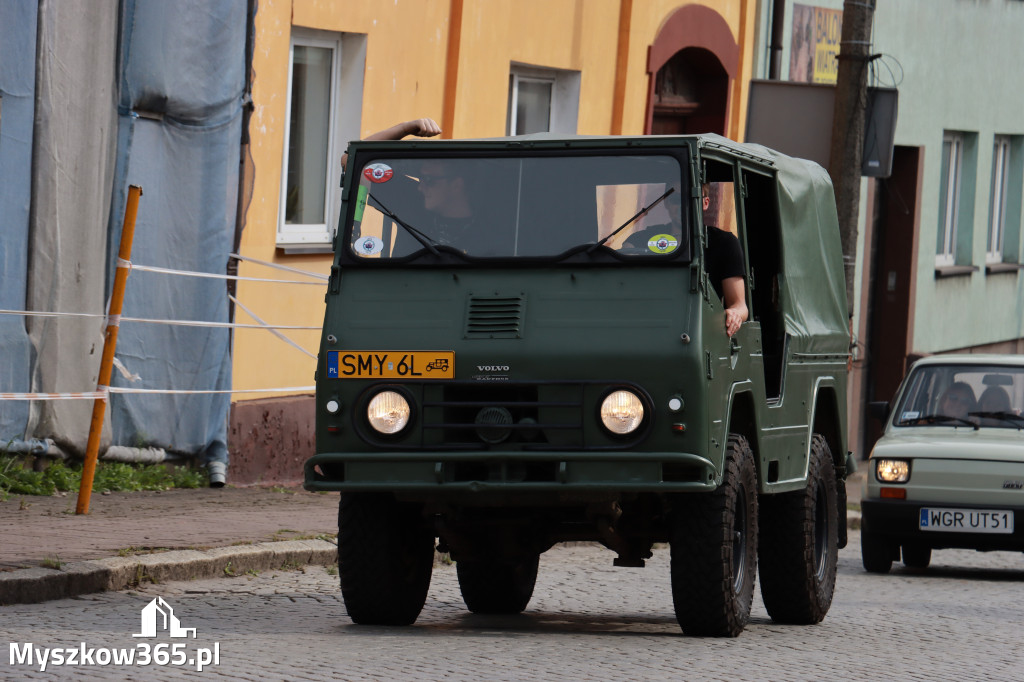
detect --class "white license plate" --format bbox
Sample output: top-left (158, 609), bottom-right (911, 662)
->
top-left (919, 508), bottom-right (1014, 534)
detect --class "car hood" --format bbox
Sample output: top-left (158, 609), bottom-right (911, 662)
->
top-left (872, 427), bottom-right (1024, 463)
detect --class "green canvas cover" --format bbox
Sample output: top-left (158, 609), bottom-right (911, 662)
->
top-left (745, 142), bottom-right (849, 355)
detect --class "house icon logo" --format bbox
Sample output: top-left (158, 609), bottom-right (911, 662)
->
top-left (133, 597), bottom-right (197, 638)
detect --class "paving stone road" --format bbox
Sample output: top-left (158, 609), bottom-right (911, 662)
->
top-left (3, 531), bottom-right (1023, 681)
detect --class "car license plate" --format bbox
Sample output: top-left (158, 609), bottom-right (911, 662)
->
top-left (919, 508), bottom-right (1014, 534)
top-left (326, 351), bottom-right (454, 379)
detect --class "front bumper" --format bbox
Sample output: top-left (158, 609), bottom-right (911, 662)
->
top-left (304, 450), bottom-right (718, 495)
top-left (861, 498), bottom-right (1024, 552)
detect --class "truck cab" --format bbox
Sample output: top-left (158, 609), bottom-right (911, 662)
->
top-left (306, 133), bottom-right (852, 636)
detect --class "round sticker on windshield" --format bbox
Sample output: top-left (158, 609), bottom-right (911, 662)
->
top-left (363, 163), bottom-right (394, 184)
top-left (356, 235), bottom-right (383, 256)
top-left (647, 234), bottom-right (679, 254)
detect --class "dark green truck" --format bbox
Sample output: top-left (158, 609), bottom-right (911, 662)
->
top-left (305, 133), bottom-right (853, 636)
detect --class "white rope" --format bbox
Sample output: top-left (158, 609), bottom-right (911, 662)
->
top-left (0, 391), bottom-right (106, 401)
top-left (108, 386), bottom-right (316, 395)
top-left (125, 262), bottom-right (325, 285)
top-left (0, 385), bottom-right (316, 400)
top-left (229, 294), bottom-right (317, 359)
top-left (0, 309), bottom-right (319, 330)
top-left (229, 253), bottom-right (329, 281)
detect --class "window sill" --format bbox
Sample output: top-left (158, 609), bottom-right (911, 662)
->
top-left (276, 244), bottom-right (335, 255)
top-left (934, 264), bottom-right (979, 278)
top-left (985, 262), bottom-right (1022, 275)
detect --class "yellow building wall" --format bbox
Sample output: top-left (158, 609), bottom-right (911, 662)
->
top-left (235, 0), bottom-right (756, 402)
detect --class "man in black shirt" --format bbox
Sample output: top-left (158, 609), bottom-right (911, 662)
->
top-left (624, 183), bottom-right (747, 337)
top-left (701, 183), bottom-right (748, 337)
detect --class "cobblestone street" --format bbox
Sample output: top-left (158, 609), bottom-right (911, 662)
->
top-left (3, 531), bottom-right (1023, 681)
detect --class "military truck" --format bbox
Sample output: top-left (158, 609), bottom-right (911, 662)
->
top-left (305, 133), bottom-right (853, 637)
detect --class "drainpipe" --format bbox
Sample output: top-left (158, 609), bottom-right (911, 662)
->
top-left (768, 0), bottom-right (786, 79)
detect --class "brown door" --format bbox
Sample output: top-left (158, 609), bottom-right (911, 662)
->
top-left (863, 146), bottom-right (922, 453)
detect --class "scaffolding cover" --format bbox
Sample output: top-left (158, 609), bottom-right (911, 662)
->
top-left (0, 0), bottom-right (38, 441)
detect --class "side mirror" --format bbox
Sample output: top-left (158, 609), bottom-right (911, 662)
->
top-left (868, 401), bottom-right (890, 421)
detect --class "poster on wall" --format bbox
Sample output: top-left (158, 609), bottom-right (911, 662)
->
top-left (789, 4), bottom-right (843, 84)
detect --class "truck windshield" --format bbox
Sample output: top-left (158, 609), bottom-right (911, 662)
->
top-left (348, 153), bottom-right (687, 261)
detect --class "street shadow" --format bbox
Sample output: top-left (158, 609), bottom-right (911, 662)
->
top-left (886, 563), bottom-right (1024, 583)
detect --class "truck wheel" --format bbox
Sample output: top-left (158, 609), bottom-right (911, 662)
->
top-left (670, 434), bottom-right (758, 637)
top-left (861, 529), bottom-right (894, 574)
top-left (758, 434), bottom-right (838, 625)
top-left (338, 493), bottom-right (434, 625)
top-left (902, 544), bottom-right (931, 569)
top-left (457, 554), bottom-right (539, 614)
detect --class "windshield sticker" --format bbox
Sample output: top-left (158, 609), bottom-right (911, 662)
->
top-left (354, 185), bottom-right (368, 222)
top-left (356, 235), bottom-right (384, 256)
top-left (647, 234), bottom-right (679, 254)
top-left (363, 163), bottom-right (394, 184)
top-left (901, 411), bottom-right (920, 421)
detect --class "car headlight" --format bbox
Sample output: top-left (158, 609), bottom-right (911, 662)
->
top-left (366, 390), bottom-right (411, 435)
top-left (875, 458), bottom-right (910, 483)
top-left (600, 390), bottom-right (645, 435)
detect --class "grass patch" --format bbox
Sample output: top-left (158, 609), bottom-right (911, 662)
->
top-left (40, 556), bottom-right (64, 570)
top-left (0, 455), bottom-right (205, 497)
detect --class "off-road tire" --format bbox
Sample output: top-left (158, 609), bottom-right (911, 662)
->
top-left (758, 434), bottom-right (838, 624)
top-left (457, 554), bottom-right (540, 614)
top-left (338, 493), bottom-right (435, 625)
top-left (902, 544), bottom-right (931, 569)
top-left (670, 434), bottom-right (758, 637)
top-left (861, 528), bottom-right (894, 574)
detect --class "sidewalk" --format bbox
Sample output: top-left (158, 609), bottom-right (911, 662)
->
top-left (0, 471), bottom-right (865, 606)
top-left (1, 486), bottom-right (339, 605)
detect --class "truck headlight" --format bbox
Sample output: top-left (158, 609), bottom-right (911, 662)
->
top-left (366, 390), bottom-right (411, 435)
top-left (875, 458), bottom-right (910, 483)
top-left (600, 390), bottom-right (645, 435)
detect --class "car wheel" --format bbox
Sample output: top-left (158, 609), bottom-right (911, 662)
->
top-left (758, 434), bottom-right (839, 624)
top-left (338, 493), bottom-right (435, 625)
top-left (670, 434), bottom-right (758, 637)
top-left (902, 544), bottom-right (932, 569)
top-left (860, 528), bottom-right (895, 574)
top-left (456, 554), bottom-right (540, 614)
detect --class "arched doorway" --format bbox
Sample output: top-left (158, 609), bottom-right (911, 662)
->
top-left (646, 5), bottom-right (738, 136)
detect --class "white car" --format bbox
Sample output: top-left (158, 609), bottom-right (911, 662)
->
top-left (861, 354), bottom-right (1024, 572)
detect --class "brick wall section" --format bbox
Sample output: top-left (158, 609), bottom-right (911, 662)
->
top-left (229, 395), bottom-right (315, 486)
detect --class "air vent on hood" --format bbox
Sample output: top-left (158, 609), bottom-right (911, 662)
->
top-left (465, 295), bottom-right (524, 339)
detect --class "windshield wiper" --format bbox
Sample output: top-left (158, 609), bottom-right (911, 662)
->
top-left (587, 187), bottom-right (675, 253)
top-left (366, 194), bottom-right (441, 256)
top-left (968, 411), bottom-right (1024, 428)
top-left (900, 414), bottom-right (979, 430)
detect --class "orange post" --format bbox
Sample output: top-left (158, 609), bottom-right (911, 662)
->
top-left (76, 185), bottom-right (143, 515)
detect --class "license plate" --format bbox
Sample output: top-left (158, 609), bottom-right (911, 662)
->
top-left (326, 351), bottom-right (454, 379)
top-left (919, 507), bottom-right (1014, 534)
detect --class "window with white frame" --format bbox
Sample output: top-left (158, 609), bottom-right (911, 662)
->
top-left (988, 136), bottom-right (1011, 263)
top-left (278, 30), bottom-right (366, 251)
top-left (936, 132), bottom-right (963, 266)
top-left (506, 64), bottom-right (580, 136)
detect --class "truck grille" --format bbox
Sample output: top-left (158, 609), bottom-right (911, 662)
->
top-left (422, 382), bottom-right (581, 448)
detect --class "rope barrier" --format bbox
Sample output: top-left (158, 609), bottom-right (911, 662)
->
top-left (0, 309), bottom-right (319, 330)
top-left (230, 294), bottom-right (317, 359)
top-left (229, 253), bottom-right (329, 281)
top-left (122, 261), bottom-right (325, 285)
top-left (0, 385), bottom-right (316, 401)
top-left (0, 391), bottom-right (106, 401)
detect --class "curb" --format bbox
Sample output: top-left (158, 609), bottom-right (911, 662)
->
top-left (0, 539), bottom-right (338, 606)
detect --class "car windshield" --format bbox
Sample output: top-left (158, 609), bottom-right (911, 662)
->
top-left (894, 364), bottom-right (1024, 429)
top-left (348, 153), bottom-right (687, 261)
